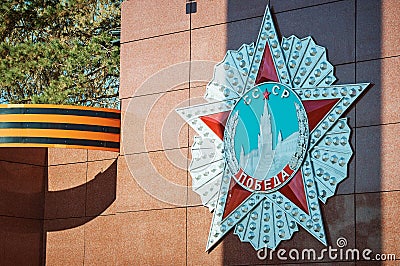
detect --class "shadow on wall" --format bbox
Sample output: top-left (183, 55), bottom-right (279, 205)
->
top-left (0, 148), bottom-right (117, 265)
top-left (221, 0), bottom-right (383, 264)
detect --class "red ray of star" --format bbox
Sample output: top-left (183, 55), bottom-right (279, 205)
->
top-left (200, 43), bottom-right (342, 218)
top-left (199, 111), bottom-right (231, 140)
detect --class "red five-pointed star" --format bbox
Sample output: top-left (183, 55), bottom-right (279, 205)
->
top-left (263, 89), bottom-right (271, 100)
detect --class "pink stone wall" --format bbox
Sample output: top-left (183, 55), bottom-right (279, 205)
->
top-left (0, 0), bottom-right (399, 265)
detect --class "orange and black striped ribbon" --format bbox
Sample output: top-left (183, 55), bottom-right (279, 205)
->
top-left (0, 104), bottom-right (121, 152)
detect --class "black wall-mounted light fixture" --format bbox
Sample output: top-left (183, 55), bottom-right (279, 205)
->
top-left (186, 0), bottom-right (197, 14)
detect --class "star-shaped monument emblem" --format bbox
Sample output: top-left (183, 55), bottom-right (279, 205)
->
top-left (177, 6), bottom-right (371, 251)
top-left (263, 89), bottom-right (271, 100)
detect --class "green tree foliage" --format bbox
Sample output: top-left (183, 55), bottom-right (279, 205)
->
top-left (0, 0), bottom-right (120, 108)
